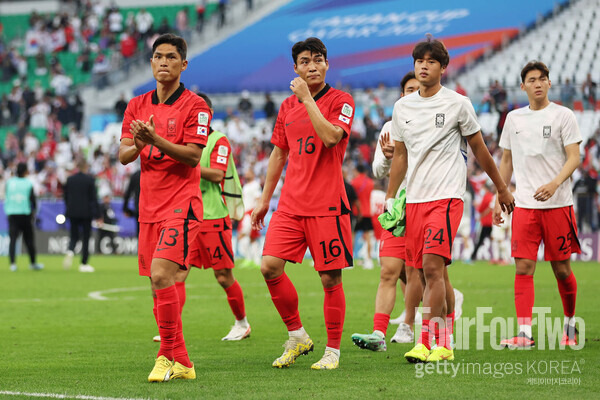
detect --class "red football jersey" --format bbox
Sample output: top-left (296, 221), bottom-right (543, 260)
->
top-left (351, 173), bottom-right (374, 218)
top-left (272, 84), bottom-right (354, 216)
top-left (121, 83), bottom-right (211, 223)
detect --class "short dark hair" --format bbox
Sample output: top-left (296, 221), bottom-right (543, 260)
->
top-left (400, 71), bottom-right (416, 94)
top-left (292, 37), bottom-right (327, 64)
top-left (197, 92), bottom-right (212, 109)
top-left (412, 35), bottom-right (450, 68)
top-left (16, 162), bottom-right (27, 177)
top-left (520, 60), bottom-right (549, 83)
top-left (152, 33), bottom-right (187, 60)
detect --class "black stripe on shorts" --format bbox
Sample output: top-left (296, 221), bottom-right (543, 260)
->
top-left (218, 231), bottom-right (234, 262)
top-left (445, 199), bottom-right (453, 254)
top-left (336, 215), bottom-right (353, 267)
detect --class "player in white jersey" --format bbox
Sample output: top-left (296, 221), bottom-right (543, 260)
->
top-left (238, 167), bottom-right (263, 267)
top-left (351, 72), bottom-right (425, 351)
top-left (495, 61), bottom-right (582, 348)
top-left (386, 36), bottom-right (514, 363)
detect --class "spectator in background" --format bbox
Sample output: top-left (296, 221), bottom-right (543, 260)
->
top-left (237, 90), bottom-right (253, 125)
top-left (135, 8), bottom-right (154, 41)
top-left (489, 80), bottom-right (507, 112)
top-left (573, 166), bottom-right (597, 233)
top-left (4, 162), bottom-right (43, 272)
top-left (496, 101), bottom-right (510, 142)
top-left (218, 0), bottom-right (228, 29)
top-left (176, 7), bottom-right (191, 43)
top-left (156, 17), bottom-right (171, 35)
top-left (246, 0), bottom-right (253, 11)
top-left (92, 53), bottom-right (110, 89)
top-left (97, 188), bottom-right (118, 253)
top-left (107, 6), bottom-right (123, 34)
top-left (263, 92), bottom-right (276, 121)
top-left (581, 73), bottom-right (597, 111)
top-left (114, 93), bottom-right (128, 120)
top-left (122, 168), bottom-right (140, 235)
top-left (196, 0), bottom-right (206, 33)
top-left (560, 78), bottom-right (576, 110)
top-left (63, 159), bottom-right (100, 273)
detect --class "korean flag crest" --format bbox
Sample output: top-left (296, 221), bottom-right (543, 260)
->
top-left (543, 125), bottom-right (551, 138)
top-left (435, 113), bottom-right (445, 128)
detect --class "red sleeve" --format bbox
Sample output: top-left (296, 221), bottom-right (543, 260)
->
top-left (183, 96), bottom-right (212, 147)
top-left (328, 92), bottom-right (354, 136)
top-left (271, 98), bottom-right (290, 151)
top-left (120, 99), bottom-right (135, 141)
top-left (478, 192), bottom-right (493, 213)
top-left (209, 135), bottom-right (231, 172)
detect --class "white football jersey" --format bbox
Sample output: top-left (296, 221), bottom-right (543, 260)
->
top-left (390, 87), bottom-right (480, 203)
top-left (242, 179), bottom-right (262, 211)
top-left (499, 102), bottom-right (581, 209)
top-left (372, 121), bottom-right (406, 196)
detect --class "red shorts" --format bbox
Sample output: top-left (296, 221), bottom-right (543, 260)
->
top-left (405, 199), bottom-right (463, 269)
top-left (372, 215), bottom-right (384, 240)
top-left (379, 229), bottom-right (406, 259)
top-left (188, 229), bottom-right (235, 270)
top-left (511, 206), bottom-right (581, 261)
top-left (138, 219), bottom-right (201, 277)
top-left (263, 211), bottom-right (353, 271)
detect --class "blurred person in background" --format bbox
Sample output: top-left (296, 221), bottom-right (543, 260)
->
top-left (4, 162), bottom-right (43, 272)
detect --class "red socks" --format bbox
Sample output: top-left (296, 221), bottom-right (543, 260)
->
top-left (324, 283), bottom-right (346, 349)
top-left (556, 272), bottom-right (577, 318)
top-left (515, 274), bottom-right (534, 325)
top-left (155, 285), bottom-right (179, 361)
top-left (373, 313), bottom-right (390, 337)
top-left (419, 319), bottom-right (432, 350)
top-left (224, 280), bottom-right (246, 320)
top-left (446, 311), bottom-right (455, 335)
top-left (265, 273), bottom-right (302, 331)
top-left (175, 281), bottom-right (186, 313)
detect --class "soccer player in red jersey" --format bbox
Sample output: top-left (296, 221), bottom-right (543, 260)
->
top-left (386, 36), bottom-right (515, 362)
top-left (118, 33), bottom-right (212, 382)
top-left (495, 61), bottom-right (582, 348)
top-left (174, 92), bottom-right (251, 342)
top-left (251, 37), bottom-right (354, 370)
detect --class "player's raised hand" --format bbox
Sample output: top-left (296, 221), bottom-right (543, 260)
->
top-left (129, 120), bottom-right (147, 150)
top-left (533, 181), bottom-right (558, 202)
top-left (251, 201), bottom-right (269, 231)
top-left (497, 186), bottom-right (515, 214)
top-left (493, 201), bottom-right (505, 226)
top-left (290, 77), bottom-right (310, 102)
top-left (380, 131), bottom-right (394, 160)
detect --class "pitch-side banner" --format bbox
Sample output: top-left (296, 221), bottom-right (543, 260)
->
top-left (136, 0), bottom-right (556, 94)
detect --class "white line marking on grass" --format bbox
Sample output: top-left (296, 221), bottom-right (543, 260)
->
top-left (0, 391), bottom-right (152, 400)
top-left (88, 286), bottom-right (149, 300)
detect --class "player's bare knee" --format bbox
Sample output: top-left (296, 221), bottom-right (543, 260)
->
top-left (319, 269), bottom-right (342, 288)
top-left (551, 259), bottom-right (571, 280)
top-left (515, 258), bottom-right (536, 275)
top-left (215, 268), bottom-right (234, 287)
top-left (379, 266), bottom-right (399, 285)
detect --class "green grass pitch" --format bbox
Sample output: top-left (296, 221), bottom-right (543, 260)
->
top-left (1, 255), bottom-right (599, 399)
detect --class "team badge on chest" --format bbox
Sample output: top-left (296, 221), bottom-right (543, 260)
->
top-left (543, 125), bottom-right (551, 138)
top-left (435, 113), bottom-right (445, 128)
top-left (168, 118), bottom-right (176, 134)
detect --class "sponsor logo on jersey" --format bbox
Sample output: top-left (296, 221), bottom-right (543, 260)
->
top-left (339, 115), bottom-right (350, 124)
top-left (341, 103), bottom-right (353, 117)
top-left (543, 125), bottom-right (551, 138)
top-left (168, 118), bottom-right (176, 134)
top-left (217, 145), bottom-right (229, 156)
top-left (435, 113), bottom-right (445, 128)
top-left (197, 126), bottom-right (208, 136)
top-left (198, 112), bottom-right (210, 126)
top-left (217, 156), bottom-right (227, 164)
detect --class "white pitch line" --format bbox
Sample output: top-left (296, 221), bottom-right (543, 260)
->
top-left (88, 286), bottom-right (149, 301)
top-left (0, 391), bottom-right (152, 400)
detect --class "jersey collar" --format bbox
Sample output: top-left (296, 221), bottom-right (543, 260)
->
top-left (299, 83), bottom-right (331, 103)
top-left (151, 82), bottom-right (186, 105)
